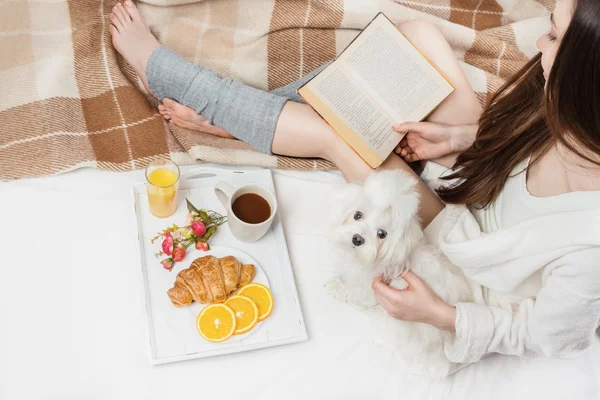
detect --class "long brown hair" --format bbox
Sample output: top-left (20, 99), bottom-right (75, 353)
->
top-left (438, 0), bottom-right (600, 207)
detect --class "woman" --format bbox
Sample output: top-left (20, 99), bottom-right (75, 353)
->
top-left (109, 0), bottom-right (600, 364)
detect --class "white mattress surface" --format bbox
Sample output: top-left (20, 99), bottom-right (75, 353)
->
top-left (0, 166), bottom-right (598, 400)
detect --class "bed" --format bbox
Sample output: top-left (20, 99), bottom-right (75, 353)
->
top-left (1, 167), bottom-right (598, 400)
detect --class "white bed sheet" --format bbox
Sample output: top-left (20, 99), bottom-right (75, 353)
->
top-left (0, 166), bottom-right (598, 400)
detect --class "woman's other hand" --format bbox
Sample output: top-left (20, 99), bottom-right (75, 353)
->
top-left (393, 122), bottom-right (477, 162)
top-left (372, 271), bottom-right (456, 332)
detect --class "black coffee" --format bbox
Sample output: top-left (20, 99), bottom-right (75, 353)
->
top-left (232, 193), bottom-right (271, 224)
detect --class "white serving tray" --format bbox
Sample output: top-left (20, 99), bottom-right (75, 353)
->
top-left (133, 166), bottom-right (307, 365)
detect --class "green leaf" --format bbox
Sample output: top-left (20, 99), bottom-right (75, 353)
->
top-left (186, 198), bottom-right (200, 214)
top-left (203, 225), bottom-right (217, 241)
top-left (199, 210), bottom-right (211, 224)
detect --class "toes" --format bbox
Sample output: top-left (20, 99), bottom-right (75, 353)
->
top-left (169, 100), bottom-right (199, 120)
top-left (116, 3), bottom-right (131, 23)
top-left (111, 5), bottom-right (125, 26)
top-left (158, 104), bottom-right (172, 116)
top-left (109, 13), bottom-right (123, 29)
top-left (162, 98), bottom-right (175, 108)
top-left (162, 99), bottom-right (202, 126)
top-left (109, 23), bottom-right (119, 36)
top-left (123, 0), bottom-right (142, 22)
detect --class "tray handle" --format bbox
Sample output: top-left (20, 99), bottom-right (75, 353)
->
top-left (181, 167), bottom-right (230, 181)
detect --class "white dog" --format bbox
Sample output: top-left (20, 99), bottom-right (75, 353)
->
top-left (327, 169), bottom-right (475, 377)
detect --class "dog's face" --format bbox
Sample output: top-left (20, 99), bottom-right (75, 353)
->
top-left (329, 170), bottom-right (423, 273)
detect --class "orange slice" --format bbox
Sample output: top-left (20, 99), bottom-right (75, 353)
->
top-left (225, 295), bottom-right (259, 335)
top-left (236, 283), bottom-right (274, 322)
top-left (196, 303), bottom-right (236, 342)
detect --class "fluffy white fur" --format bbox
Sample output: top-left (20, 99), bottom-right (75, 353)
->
top-left (328, 170), bottom-right (475, 377)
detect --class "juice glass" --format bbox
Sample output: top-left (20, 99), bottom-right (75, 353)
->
top-left (145, 160), bottom-right (180, 218)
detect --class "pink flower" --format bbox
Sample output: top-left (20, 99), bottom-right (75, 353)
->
top-left (185, 213), bottom-right (194, 226)
top-left (161, 258), bottom-right (174, 271)
top-left (161, 232), bottom-right (174, 256)
top-left (172, 244), bottom-right (186, 262)
top-left (195, 241), bottom-right (209, 251)
top-left (191, 220), bottom-right (206, 236)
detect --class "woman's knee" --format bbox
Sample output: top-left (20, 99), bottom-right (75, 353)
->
top-left (398, 19), bottom-right (482, 121)
top-left (397, 19), bottom-right (444, 43)
top-left (396, 19), bottom-right (456, 65)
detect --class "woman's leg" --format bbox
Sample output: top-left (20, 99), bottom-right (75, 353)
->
top-left (109, 3), bottom-right (456, 225)
top-left (158, 61), bottom-right (332, 138)
top-left (157, 20), bottom-right (480, 174)
top-left (111, 3), bottom-right (286, 155)
top-left (159, 60), bottom-right (333, 136)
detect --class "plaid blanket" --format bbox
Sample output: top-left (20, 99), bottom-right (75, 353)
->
top-left (0, 0), bottom-right (553, 180)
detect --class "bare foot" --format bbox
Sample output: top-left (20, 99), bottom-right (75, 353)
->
top-left (109, 0), bottom-right (159, 94)
top-left (158, 98), bottom-right (236, 139)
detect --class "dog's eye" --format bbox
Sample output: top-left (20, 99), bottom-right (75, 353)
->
top-left (377, 229), bottom-right (387, 239)
top-left (353, 211), bottom-right (363, 220)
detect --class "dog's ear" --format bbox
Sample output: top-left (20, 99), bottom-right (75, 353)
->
top-left (330, 182), bottom-right (363, 228)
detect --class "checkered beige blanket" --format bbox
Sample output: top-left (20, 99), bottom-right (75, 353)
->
top-left (0, 0), bottom-right (553, 180)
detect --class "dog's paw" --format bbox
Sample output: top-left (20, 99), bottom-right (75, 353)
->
top-left (325, 278), bottom-right (348, 303)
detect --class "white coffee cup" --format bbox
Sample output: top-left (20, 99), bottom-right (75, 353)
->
top-left (214, 181), bottom-right (277, 243)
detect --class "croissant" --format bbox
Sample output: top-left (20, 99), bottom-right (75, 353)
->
top-left (168, 255), bottom-right (255, 307)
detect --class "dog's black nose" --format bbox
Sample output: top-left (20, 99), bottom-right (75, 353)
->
top-left (352, 234), bottom-right (365, 246)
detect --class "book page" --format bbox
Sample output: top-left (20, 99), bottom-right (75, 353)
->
top-left (314, 68), bottom-right (396, 152)
top-left (337, 14), bottom-right (454, 123)
top-left (342, 29), bottom-right (442, 121)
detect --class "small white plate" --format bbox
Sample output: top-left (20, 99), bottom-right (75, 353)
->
top-left (164, 246), bottom-right (270, 344)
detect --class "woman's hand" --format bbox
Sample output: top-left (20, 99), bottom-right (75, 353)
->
top-left (372, 271), bottom-right (457, 332)
top-left (393, 122), bottom-right (478, 163)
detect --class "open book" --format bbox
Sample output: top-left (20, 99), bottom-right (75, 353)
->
top-left (298, 13), bottom-right (454, 168)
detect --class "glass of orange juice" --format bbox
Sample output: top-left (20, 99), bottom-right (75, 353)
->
top-left (145, 160), bottom-right (180, 218)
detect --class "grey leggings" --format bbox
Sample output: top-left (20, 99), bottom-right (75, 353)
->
top-left (146, 46), bottom-right (331, 154)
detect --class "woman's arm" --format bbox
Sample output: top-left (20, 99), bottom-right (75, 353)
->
top-left (448, 248), bottom-right (600, 362)
top-left (373, 247), bottom-right (600, 363)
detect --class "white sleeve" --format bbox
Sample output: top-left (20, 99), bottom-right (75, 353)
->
top-left (443, 248), bottom-right (600, 363)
